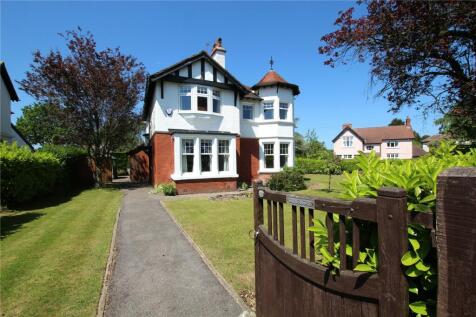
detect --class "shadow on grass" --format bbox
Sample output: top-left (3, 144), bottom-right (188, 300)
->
top-left (10, 189), bottom-right (84, 212)
top-left (1, 212), bottom-right (44, 239)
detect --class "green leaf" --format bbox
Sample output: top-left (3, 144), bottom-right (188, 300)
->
top-left (408, 280), bottom-right (419, 294)
top-left (405, 266), bottom-right (424, 277)
top-left (320, 247), bottom-right (335, 263)
top-left (409, 301), bottom-right (428, 315)
top-left (415, 261), bottom-right (430, 272)
top-left (401, 251), bottom-right (419, 266)
top-left (354, 264), bottom-right (376, 272)
top-left (409, 238), bottom-right (420, 251)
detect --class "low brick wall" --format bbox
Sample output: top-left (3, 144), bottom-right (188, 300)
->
top-left (175, 178), bottom-right (238, 195)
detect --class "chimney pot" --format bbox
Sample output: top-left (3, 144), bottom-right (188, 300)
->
top-left (211, 37), bottom-right (226, 68)
top-left (342, 123), bottom-right (352, 130)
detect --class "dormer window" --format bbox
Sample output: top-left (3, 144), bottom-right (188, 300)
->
top-left (263, 102), bottom-right (274, 120)
top-left (279, 103), bottom-right (289, 120)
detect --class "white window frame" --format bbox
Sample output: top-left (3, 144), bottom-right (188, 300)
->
top-left (181, 139), bottom-right (195, 174)
top-left (212, 89), bottom-right (221, 114)
top-left (387, 153), bottom-right (399, 159)
top-left (242, 105), bottom-right (253, 120)
top-left (343, 136), bottom-right (353, 147)
top-left (279, 103), bottom-right (289, 120)
top-left (263, 143), bottom-right (275, 169)
top-left (196, 86), bottom-right (208, 112)
top-left (343, 154), bottom-right (353, 159)
top-left (366, 145), bottom-right (374, 151)
top-left (200, 139), bottom-right (213, 173)
top-left (387, 141), bottom-right (399, 148)
top-left (172, 134), bottom-right (238, 180)
top-left (218, 139), bottom-right (230, 172)
top-left (263, 102), bottom-right (274, 120)
top-left (279, 143), bottom-right (289, 168)
top-left (179, 86), bottom-right (192, 111)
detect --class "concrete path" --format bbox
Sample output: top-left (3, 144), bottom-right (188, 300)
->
top-left (104, 187), bottom-right (244, 317)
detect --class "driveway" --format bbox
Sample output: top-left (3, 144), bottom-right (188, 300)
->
top-left (104, 186), bottom-right (244, 317)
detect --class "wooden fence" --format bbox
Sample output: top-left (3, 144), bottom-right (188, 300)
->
top-left (253, 167), bottom-right (476, 317)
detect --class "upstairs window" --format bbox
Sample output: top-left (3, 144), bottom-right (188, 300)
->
top-left (279, 103), bottom-right (289, 120)
top-left (200, 140), bottom-right (212, 172)
top-left (387, 141), bottom-right (399, 148)
top-left (179, 86), bottom-right (192, 111)
top-left (212, 90), bottom-right (221, 113)
top-left (343, 136), bottom-right (353, 147)
top-left (264, 143), bottom-right (274, 168)
top-left (197, 86), bottom-right (208, 111)
top-left (181, 139), bottom-right (194, 173)
top-left (218, 140), bottom-right (230, 172)
top-left (366, 145), bottom-right (374, 151)
top-left (243, 105), bottom-right (253, 120)
top-left (280, 143), bottom-right (289, 168)
top-left (263, 102), bottom-right (274, 120)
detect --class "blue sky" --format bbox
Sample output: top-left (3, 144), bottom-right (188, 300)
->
top-left (1, 1), bottom-right (441, 147)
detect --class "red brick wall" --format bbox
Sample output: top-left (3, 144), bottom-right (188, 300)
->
top-left (175, 178), bottom-right (237, 195)
top-left (150, 133), bottom-right (174, 186)
top-left (238, 138), bottom-right (260, 184)
top-left (129, 150), bottom-right (149, 182)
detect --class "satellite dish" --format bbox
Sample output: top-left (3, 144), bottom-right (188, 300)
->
top-left (166, 108), bottom-right (173, 116)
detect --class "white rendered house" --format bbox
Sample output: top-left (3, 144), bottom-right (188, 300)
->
top-left (142, 39), bottom-right (299, 194)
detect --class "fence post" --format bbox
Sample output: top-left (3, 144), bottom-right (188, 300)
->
top-left (377, 187), bottom-right (408, 317)
top-left (436, 167), bottom-right (476, 316)
top-left (253, 180), bottom-right (264, 317)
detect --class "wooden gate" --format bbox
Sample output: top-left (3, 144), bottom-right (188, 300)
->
top-left (253, 183), bottom-right (435, 317)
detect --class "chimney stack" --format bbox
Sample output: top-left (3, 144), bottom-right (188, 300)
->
top-left (405, 116), bottom-right (411, 127)
top-left (211, 38), bottom-right (226, 68)
top-left (342, 123), bottom-right (352, 130)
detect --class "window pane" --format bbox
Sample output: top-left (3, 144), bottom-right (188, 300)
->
top-left (280, 143), bottom-right (288, 154)
top-left (264, 143), bottom-right (274, 155)
top-left (213, 98), bottom-right (220, 113)
top-left (218, 140), bottom-right (229, 154)
top-left (180, 95), bottom-right (191, 110)
top-left (197, 96), bottom-right (208, 111)
top-left (213, 90), bottom-right (220, 97)
top-left (182, 139), bottom-right (194, 153)
top-left (279, 103), bottom-right (288, 120)
top-left (280, 155), bottom-right (287, 168)
top-left (264, 103), bottom-right (274, 120)
top-left (182, 155), bottom-right (194, 173)
top-left (243, 105), bottom-right (253, 119)
top-left (265, 155), bottom-right (274, 168)
top-left (201, 155), bottom-right (211, 172)
top-left (180, 86), bottom-right (191, 94)
top-left (197, 86), bottom-right (208, 94)
top-left (219, 155), bottom-right (229, 172)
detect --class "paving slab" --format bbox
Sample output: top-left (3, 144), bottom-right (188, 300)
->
top-left (104, 186), bottom-right (244, 317)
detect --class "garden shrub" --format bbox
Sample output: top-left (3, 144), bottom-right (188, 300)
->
top-left (309, 143), bottom-right (476, 316)
top-left (339, 159), bottom-right (359, 173)
top-left (1, 142), bottom-right (61, 207)
top-left (296, 157), bottom-right (359, 175)
top-left (154, 182), bottom-right (177, 196)
top-left (268, 168), bottom-right (306, 192)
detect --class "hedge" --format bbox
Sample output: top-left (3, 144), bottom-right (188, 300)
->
top-left (1, 142), bottom-right (61, 207)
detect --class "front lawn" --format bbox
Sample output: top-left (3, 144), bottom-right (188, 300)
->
top-left (1, 189), bottom-right (122, 317)
top-left (162, 173), bottom-right (346, 307)
top-left (297, 173), bottom-right (346, 198)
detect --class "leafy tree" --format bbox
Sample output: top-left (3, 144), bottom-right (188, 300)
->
top-left (19, 28), bottom-right (146, 184)
top-left (294, 131), bottom-right (305, 157)
top-left (16, 103), bottom-right (71, 146)
top-left (302, 130), bottom-right (332, 160)
top-left (389, 118), bottom-right (405, 126)
top-left (320, 1), bottom-right (476, 141)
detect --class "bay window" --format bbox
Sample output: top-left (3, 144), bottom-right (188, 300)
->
top-left (280, 143), bottom-right (289, 167)
top-left (200, 139), bottom-right (212, 172)
top-left (218, 140), bottom-right (230, 172)
top-left (279, 103), bottom-right (289, 120)
top-left (264, 143), bottom-right (274, 168)
top-left (263, 102), bottom-right (274, 120)
top-left (181, 139), bottom-right (194, 173)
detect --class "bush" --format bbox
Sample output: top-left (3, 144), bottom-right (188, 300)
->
top-left (268, 168), bottom-right (307, 192)
top-left (154, 182), bottom-right (177, 196)
top-left (1, 142), bottom-right (61, 207)
top-left (239, 182), bottom-right (249, 190)
top-left (312, 144), bottom-right (476, 316)
top-left (339, 159), bottom-right (359, 173)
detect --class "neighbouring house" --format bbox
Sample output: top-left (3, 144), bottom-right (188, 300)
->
top-left (332, 117), bottom-right (420, 159)
top-left (142, 38), bottom-right (299, 194)
top-left (422, 134), bottom-right (449, 152)
top-left (0, 61), bottom-right (33, 150)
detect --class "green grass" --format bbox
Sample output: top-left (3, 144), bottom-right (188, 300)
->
top-left (0, 189), bottom-right (122, 317)
top-left (162, 174), bottom-right (346, 298)
top-left (297, 174), bottom-right (346, 198)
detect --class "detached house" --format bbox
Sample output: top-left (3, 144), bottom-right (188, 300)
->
top-left (332, 117), bottom-right (421, 159)
top-left (142, 39), bottom-right (299, 194)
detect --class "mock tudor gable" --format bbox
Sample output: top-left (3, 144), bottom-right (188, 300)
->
top-left (143, 39), bottom-right (299, 194)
